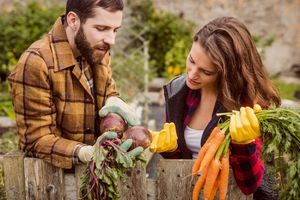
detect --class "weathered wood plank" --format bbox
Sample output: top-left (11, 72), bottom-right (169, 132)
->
top-left (119, 162), bottom-right (147, 200)
top-left (146, 178), bottom-right (157, 200)
top-left (64, 172), bottom-right (77, 200)
top-left (24, 157), bottom-right (64, 200)
top-left (157, 159), bottom-right (195, 200)
top-left (2, 151), bottom-right (25, 200)
top-left (156, 159), bottom-right (252, 200)
top-left (74, 164), bottom-right (86, 199)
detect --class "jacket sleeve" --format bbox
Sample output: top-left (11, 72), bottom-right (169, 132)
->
top-left (8, 51), bottom-right (81, 169)
top-left (230, 138), bottom-right (264, 195)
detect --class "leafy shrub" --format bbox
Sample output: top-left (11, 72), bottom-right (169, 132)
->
top-left (146, 10), bottom-right (194, 78)
top-left (0, 81), bottom-right (14, 118)
top-left (127, 0), bottom-right (194, 78)
top-left (0, 1), bottom-right (64, 82)
top-left (112, 51), bottom-right (156, 101)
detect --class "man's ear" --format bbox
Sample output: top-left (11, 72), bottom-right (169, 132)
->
top-left (66, 11), bottom-right (80, 32)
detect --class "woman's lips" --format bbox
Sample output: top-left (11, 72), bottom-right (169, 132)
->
top-left (188, 78), bottom-right (200, 85)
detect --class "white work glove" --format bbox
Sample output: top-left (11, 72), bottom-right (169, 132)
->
top-left (78, 131), bottom-right (144, 163)
top-left (99, 96), bottom-right (140, 126)
top-left (78, 131), bottom-right (117, 163)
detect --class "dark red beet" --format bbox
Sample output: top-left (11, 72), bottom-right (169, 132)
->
top-left (124, 126), bottom-right (152, 149)
top-left (99, 113), bottom-right (127, 138)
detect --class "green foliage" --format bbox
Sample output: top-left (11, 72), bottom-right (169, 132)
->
top-left (0, 1), bottom-right (64, 82)
top-left (163, 37), bottom-right (191, 79)
top-left (146, 10), bottom-right (194, 77)
top-left (252, 35), bottom-right (275, 49)
top-left (0, 164), bottom-right (5, 200)
top-left (112, 52), bottom-right (156, 101)
top-left (272, 78), bottom-right (300, 100)
top-left (126, 0), bottom-right (194, 78)
top-left (256, 107), bottom-right (300, 199)
top-left (0, 81), bottom-right (14, 118)
top-left (0, 129), bottom-right (18, 154)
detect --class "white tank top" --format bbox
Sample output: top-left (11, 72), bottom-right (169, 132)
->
top-left (184, 126), bottom-right (203, 159)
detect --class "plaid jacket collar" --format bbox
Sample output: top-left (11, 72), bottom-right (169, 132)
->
top-left (49, 16), bottom-right (78, 72)
top-left (48, 16), bottom-right (95, 99)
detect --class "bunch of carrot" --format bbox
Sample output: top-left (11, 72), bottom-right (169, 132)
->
top-left (192, 126), bottom-right (231, 200)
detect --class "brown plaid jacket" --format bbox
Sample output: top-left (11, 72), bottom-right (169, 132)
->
top-left (8, 17), bottom-right (119, 169)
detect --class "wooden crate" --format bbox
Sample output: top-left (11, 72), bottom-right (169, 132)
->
top-left (1, 151), bottom-right (252, 200)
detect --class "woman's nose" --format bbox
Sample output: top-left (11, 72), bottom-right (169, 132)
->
top-left (188, 66), bottom-right (198, 79)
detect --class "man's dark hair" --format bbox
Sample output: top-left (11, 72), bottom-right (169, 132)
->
top-left (65, 0), bottom-right (124, 24)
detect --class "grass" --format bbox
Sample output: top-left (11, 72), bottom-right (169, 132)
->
top-left (272, 78), bottom-right (300, 100)
top-left (0, 129), bottom-right (18, 154)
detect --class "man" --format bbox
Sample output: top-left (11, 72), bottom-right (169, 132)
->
top-left (8, 0), bottom-right (141, 169)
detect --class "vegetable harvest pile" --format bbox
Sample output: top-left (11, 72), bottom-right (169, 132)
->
top-left (79, 136), bottom-right (146, 199)
top-left (80, 113), bottom-right (151, 200)
top-left (192, 105), bottom-right (300, 200)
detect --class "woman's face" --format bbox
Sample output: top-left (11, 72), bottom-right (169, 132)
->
top-left (186, 42), bottom-right (218, 90)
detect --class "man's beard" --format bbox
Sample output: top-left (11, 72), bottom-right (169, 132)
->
top-left (74, 26), bottom-right (110, 66)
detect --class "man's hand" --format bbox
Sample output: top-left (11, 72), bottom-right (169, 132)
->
top-left (78, 131), bottom-right (144, 163)
top-left (99, 96), bottom-right (139, 127)
top-left (230, 105), bottom-right (261, 144)
top-left (149, 122), bottom-right (178, 153)
top-left (78, 131), bottom-right (117, 163)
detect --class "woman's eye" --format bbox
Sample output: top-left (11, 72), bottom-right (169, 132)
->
top-left (204, 71), bottom-right (212, 75)
top-left (202, 70), bottom-right (215, 76)
top-left (189, 57), bottom-right (195, 64)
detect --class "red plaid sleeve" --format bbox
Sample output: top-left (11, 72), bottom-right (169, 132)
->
top-left (230, 138), bottom-right (264, 195)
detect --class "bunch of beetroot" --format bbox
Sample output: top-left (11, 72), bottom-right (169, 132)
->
top-left (99, 113), bottom-right (152, 149)
top-left (80, 113), bottom-right (151, 200)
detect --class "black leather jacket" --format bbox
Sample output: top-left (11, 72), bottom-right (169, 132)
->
top-left (162, 75), bottom-right (225, 159)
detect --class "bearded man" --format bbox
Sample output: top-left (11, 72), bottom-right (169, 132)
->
top-left (8, 0), bottom-right (142, 169)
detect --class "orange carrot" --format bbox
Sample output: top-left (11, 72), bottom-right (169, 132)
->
top-left (204, 159), bottom-right (222, 199)
top-left (192, 127), bottom-right (221, 176)
top-left (199, 131), bottom-right (225, 173)
top-left (192, 166), bottom-right (209, 200)
top-left (219, 146), bottom-right (230, 200)
top-left (208, 173), bottom-right (220, 200)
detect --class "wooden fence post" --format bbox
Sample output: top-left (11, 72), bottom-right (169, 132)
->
top-left (23, 157), bottom-right (64, 200)
top-left (157, 159), bottom-right (195, 200)
top-left (146, 178), bottom-right (157, 200)
top-left (74, 164), bottom-right (86, 199)
top-left (118, 162), bottom-right (147, 200)
top-left (2, 151), bottom-right (25, 200)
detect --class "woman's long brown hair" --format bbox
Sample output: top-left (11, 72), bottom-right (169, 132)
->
top-left (194, 16), bottom-right (281, 110)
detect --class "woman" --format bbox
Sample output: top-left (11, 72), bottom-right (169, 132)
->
top-left (161, 17), bottom-right (280, 198)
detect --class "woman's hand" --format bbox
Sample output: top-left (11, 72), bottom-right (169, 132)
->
top-left (149, 123), bottom-right (178, 153)
top-left (230, 105), bottom-right (261, 144)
